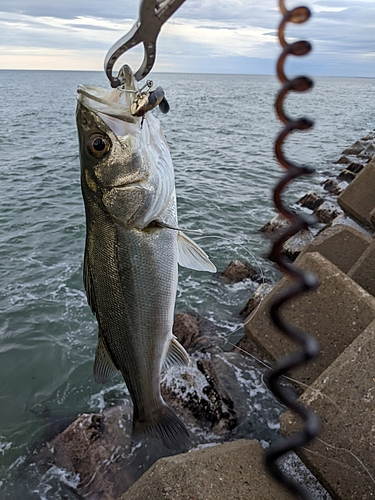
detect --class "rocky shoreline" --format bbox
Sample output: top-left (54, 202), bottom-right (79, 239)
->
top-left (32, 130), bottom-right (375, 499)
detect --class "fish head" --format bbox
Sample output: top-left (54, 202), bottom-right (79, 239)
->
top-left (76, 66), bottom-right (175, 229)
top-left (76, 70), bottom-right (148, 196)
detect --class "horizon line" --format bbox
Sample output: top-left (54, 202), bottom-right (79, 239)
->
top-left (0, 68), bottom-right (374, 79)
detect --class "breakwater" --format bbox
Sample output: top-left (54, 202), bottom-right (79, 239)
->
top-left (29, 131), bottom-right (375, 499)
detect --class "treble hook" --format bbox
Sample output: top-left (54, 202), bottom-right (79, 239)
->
top-left (104, 0), bottom-right (187, 87)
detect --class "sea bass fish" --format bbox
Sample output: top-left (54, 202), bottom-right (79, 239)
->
top-left (76, 66), bottom-right (216, 448)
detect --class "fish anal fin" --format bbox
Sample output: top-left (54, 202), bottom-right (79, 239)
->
top-left (177, 231), bottom-right (216, 272)
top-left (133, 403), bottom-right (190, 450)
top-left (93, 330), bottom-right (119, 384)
top-left (162, 336), bottom-right (190, 372)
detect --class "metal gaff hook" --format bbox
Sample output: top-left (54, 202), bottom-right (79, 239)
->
top-left (104, 0), bottom-right (187, 87)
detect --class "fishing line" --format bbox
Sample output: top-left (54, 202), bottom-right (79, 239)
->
top-left (213, 335), bottom-right (374, 488)
top-left (226, 339), bottom-right (340, 411)
top-left (182, 231), bottom-right (335, 406)
top-left (174, 227), bottom-right (374, 486)
top-left (191, 232), bottom-right (267, 284)
top-left (302, 439), bottom-right (375, 486)
top-left (184, 231), bottom-right (267, 339)
top-left (182, 232), bottom-right (373, 486)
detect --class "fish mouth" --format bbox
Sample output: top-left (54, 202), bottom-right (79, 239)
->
top-left (77, 85), bottom-right (138, 124)
top-left (77, 85), bottom-right (143, 138)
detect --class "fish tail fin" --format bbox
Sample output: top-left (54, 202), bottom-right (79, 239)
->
top-left (133, 403), bottom-right (190, 449)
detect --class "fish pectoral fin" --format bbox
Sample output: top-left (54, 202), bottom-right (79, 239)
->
top-left (177, 231), bottom-right (217, 272)
top-left (93, 330), bottom-right (119, 384)
top-left (162, 336), bottom-right (190, 372)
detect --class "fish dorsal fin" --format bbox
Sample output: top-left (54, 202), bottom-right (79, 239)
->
top-left (177, 231), bottom-right (216, 272)
top-left (84, 249), bottom-right (97, 314)
top-left (162, 336), bottom-right (190, 372)
top-left (93, 330), bottom-right (119, 384)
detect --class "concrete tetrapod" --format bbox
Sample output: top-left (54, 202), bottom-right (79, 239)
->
top-left (281, 320), bottom-right (375, 499)
top-left (238, 252), bottom-right (375, 389)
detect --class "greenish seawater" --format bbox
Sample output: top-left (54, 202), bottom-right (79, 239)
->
top-left (0, 70), bottom-right (374, 497)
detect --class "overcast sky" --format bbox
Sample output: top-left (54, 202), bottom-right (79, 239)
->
top-left (0, 0), bottom-right (374, 77)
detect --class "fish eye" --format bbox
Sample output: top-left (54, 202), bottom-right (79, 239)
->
top-left (87, 134), bottom-right (111, 159)
top-left (93, 137), bottom-right (106, 151)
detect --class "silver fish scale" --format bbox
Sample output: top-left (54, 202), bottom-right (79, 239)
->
top-left (85, 193), bottom-right (178, 418)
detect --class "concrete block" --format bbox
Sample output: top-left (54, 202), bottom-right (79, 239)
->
top-left (280, 320), bottom-right (375, 499)
top-left (119, 440), bottom-right (296, 500)
top-left (300, 224), bottom-right (372, 274)
top-left (240, 252), bottom-right (375, 388)
top-left (338, 156), bottom-right (375, 229)
top-left (348, 240), bottom-right (375, 297)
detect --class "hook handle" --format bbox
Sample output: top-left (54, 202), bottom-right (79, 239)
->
top-left (104, 0), bottom-right (186, 86)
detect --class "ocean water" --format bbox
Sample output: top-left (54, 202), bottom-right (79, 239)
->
top-left (0, 69), bottom-right (374, 497)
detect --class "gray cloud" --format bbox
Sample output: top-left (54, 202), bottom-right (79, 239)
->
top-left (0, 14), bottom-right (112, 51)
top-left (194, 25), bottom-right (240, 30)
top-left (0, 0), bottom-right (373, 76)
top-left (0, 0), bottom-right (137, 19)
top-left (0, 0), bottom-right (279, 27)
top-left (64, 23), bottom-right (120, 31)
top-left (314, 0), bottom-right (372, 7)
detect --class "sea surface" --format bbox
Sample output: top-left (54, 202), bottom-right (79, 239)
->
top-left (0, 70), bottom-right (374, 498)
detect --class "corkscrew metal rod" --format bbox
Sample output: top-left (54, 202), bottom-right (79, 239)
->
top-left (265, 2), bottom-right (321, 498)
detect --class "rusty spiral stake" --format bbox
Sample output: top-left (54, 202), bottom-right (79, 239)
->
top-left (265, 2), bottom-right (321, 499)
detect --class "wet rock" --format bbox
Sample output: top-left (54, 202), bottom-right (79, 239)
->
top-left (160, 364), bottom-right (233, 435)
top-left (342, 140), bottom-right (365, 155)
top-left (207, 352), bottom-right (283, 439)
top-left (358, 141), bottom-right (375, 160)
top-left (239, 283), bottom-right (273, 317)
top-left (221, 260), bottom-right (260, 283)
top-left (282, 229), bottom-right (315, 261)
top-left (322, 179), bottom-right (346, 196)
top-left (323, 179), bottom-right (338, 193)
top-left (297, 191), bottom-right (324, 211)
top-left (161, 360), bottom-right (237, 435)
top-left (336, 180), bottom-right (349, 193)
top-left (314, 201), bottom-right (341, 224)
top-left (361, 132), bottom-right (375, 141)
top-left (337, 168), bottom-right (356, 183)
top-left (173, 313), bottom-right (201, 350)
top-left (334, 155), bottom-right (351, 164)
top-left (162, 350), bottom-right (286, 443)
top-left (346, 161), bottom-right (364, 174)
top-left (119, 440), bottom-right (296, 500)
top-left (32, 349), bottom-right (289, 500)
top-left (259, 214), bottom-right (290, 237)
top-left (34, 407), bottom-right (134, 500)
top-left (173, 313), bottom-right (222, 354)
